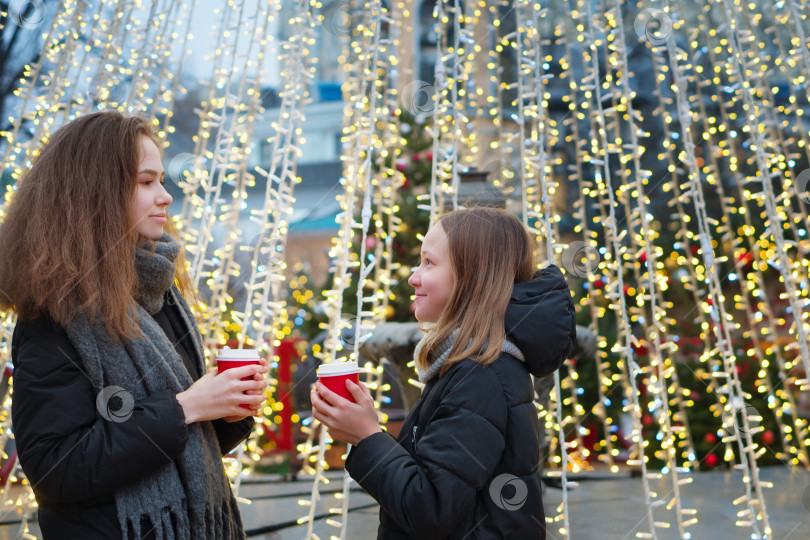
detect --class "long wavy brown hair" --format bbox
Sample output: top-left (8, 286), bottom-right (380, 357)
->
top-left (416, 207), bottom-right (534, 375)
top-left (0, 111), bottom-right (196, 339)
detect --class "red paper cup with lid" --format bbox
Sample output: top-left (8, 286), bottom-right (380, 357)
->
top-left (216, 348), bottom-right (261, 409)
top-left (317, 361), bottom-right (360, 403)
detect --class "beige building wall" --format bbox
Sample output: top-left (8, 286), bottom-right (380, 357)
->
top-left (286, 232), bottom-right (335, 287)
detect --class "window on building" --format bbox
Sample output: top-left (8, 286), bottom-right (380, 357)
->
top-left (334, 132), bottom-right (343, 160)
top-left (418, 1), bottom-right (438, 85)
top-left (260, 140), bottom-right (272, 165)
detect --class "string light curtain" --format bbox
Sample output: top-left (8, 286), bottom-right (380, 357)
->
top-left (295, 1), bottom-right (401, 537)
top-left (1, 1), bottom-right (810, 539)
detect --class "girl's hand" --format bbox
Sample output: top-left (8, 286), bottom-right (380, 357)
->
top-left (311, 380), bottom-right (382, 445)
top-left (176, 362), bottom-right (268, 424)
top-left (223, 369), bottom-right (267, 422)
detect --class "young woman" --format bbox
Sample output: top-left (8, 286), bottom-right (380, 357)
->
top-left (0, 111), bottom-right (267, 539)
top-left (311, 207), bottom-right (576, 539)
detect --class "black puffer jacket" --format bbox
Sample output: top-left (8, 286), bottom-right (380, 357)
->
top-left (345, 265), bottom-right (576, 539)
top-left (11, 295), bottom-right (253, 539)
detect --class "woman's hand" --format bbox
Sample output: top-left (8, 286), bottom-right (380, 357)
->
top-left (176, 362), bottom-right (268, 424)
top-left (223, 367), bottom-right (267, 422)
top-left (311, 380), bottom-right (382, 445)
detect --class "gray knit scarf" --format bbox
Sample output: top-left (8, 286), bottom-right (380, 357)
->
top-left (414, 330), bottom-right (525, 383)
top-left (64, 233), bottom-right (245, 540)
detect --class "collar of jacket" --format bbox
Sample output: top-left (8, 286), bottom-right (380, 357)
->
top-left (414, 329), bottom-right (524, 384)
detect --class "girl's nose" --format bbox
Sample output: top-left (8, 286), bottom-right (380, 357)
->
top-left (408, 268), bottom-right (419, 287)
top-left (157, 183), bottom-right (173, 206)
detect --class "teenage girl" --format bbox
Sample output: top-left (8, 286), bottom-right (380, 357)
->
top-left (312, 207), bottom-right (576, 539)
top-left (0, 111), bottom-right (267, 539)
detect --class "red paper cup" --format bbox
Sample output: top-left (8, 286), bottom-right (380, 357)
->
top-left (317, 361), bottom-right (360, 403)
top-left (217, 348), bottom-right (261, 409)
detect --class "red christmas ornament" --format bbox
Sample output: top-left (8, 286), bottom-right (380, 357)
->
top-left (639, 252), bottom-right (647, 264)
top-left (631, 342), bottom-right (650, 356)
top-left (641, 414), bottom-right (653, 426)
top-left (690, 244), bottom-right (699, 255)
top-left (704, 432), bottom-right (717, 444)
top-left (593, 278), bottom-right (605, 289)
top-left (704, 454), bottom-right (718, 467)
top-left (761, 430), bottom-right (775, 445)
top-left (737, 251), bottom-right (754, 266)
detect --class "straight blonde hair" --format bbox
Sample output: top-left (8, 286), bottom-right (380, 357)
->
top-left (416, 207), bottom-right (534, 375)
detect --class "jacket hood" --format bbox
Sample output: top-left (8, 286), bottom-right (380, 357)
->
top-left (504, 264), bottom-right (576, 377)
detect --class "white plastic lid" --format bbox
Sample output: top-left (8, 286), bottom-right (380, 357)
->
top-left (317, 361), bottom-right (359, 376)
top-left (216, 348), bottom-right (260, 360)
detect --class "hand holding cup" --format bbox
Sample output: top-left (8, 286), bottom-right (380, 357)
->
top-left (217, 349), bottom-right (265, 409)
top-left (311, 362), bottom-right (381, 445)
top-left (316, 361), bottom-right (360, 403)
top-left (176, 353), bottom-right (267, 424)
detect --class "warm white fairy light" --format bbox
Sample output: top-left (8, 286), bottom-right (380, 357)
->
top-left (336, 7), bottom-right (408, 539)
top-left (510, 2), bottom-right (576, 536)
top-left (753, 0), bottom-right (810, 467)
top-left (651, 0), bottom-right (810, 481)
top-left (154, 1), bottom-right (198, 138)
top-left (575, 1), bottom-right (662, 537)
top-left (0, 396), bottom-right (14, 508)
top-left (647, 18), bottom-right (723, 480)
top-left (181, 2), bottom-right (264, 316)
top-left (665, 4), bottom-right (771, 535)
top-left (194, 1), bottom-right (281, 352)
top-left (1, 0), bottom-right (89, 176)
top-left (661, 5), bottom-right (754, 478)
top-left (218, 0), bottom-right (310, 499)
top-left (3, 0), bottom-right (189, 171)
top-left (715, 0), bottom-right (810, 385)
top-left (605, 3), bottom-right (696, 536)
top-left (490, 0), bottom-right (518, 196)
top-left (558, 0), bottom-right (620, 473)
top-left (424, 0), bottom-right (477, 219)
top-left (232, 0), bottom-right (312, 349)
top-left (295, 1), bottom-right (400, 538)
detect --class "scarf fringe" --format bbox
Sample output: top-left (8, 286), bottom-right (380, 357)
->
top-left (121, 499), bottom-right (243, 540)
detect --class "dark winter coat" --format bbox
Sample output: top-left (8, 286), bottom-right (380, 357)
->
top-left (11, 294), bottom-right (254, 539)
top-left (345, 265), bottom-right (576, 539)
